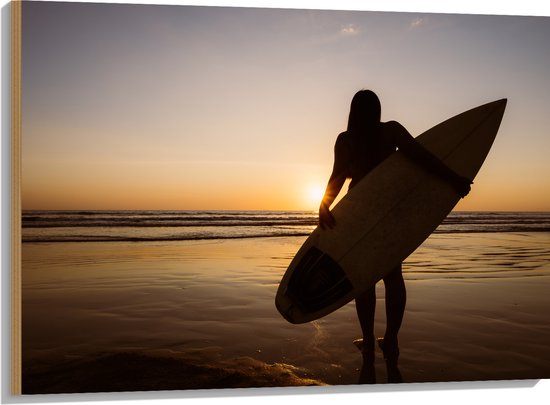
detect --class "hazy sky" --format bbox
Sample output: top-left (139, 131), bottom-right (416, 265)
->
top-left (21, 0), bottom-right (550, 211)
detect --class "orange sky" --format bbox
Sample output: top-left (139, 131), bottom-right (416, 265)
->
top-left (21, 1), bottom-right (550, 211)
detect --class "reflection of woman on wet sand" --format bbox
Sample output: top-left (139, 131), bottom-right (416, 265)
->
top-left (319, 90), bottom-right (471, 376)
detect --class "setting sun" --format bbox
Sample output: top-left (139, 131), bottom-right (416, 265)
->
top-left (305, 183), bottom-right (326, 208)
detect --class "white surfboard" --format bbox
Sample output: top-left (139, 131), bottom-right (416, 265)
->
top-left (276, 99), bottom-right (507, 324)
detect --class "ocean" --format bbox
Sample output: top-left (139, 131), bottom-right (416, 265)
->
top-left (22, 210), bottom-right (550, 243)
top-left (21, 210), bottom-right (550, 391)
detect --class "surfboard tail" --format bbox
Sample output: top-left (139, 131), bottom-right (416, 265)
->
top-left (277, 246), bottom-right (353, 324)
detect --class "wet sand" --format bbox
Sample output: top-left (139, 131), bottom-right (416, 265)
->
top-left (21, 232), bottom-right (550, 394)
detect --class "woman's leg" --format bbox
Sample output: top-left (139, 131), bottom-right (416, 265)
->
top-left (381, 263), bottom-right (406, 361)
top-left (383, 263), bottom-right (406, 340)
top-left (355, 286), bottom-right (376, 353)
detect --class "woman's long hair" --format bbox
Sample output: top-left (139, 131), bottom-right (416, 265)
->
top-left (347, 90), bottom-right (381, 133)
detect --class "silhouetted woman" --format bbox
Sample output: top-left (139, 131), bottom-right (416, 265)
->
top-left (319, 90), bottom-right (470, 366)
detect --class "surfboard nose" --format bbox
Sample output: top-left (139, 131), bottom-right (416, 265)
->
top-left (494, 98), bottom-right (507, 113)
top-left (481, 98), bottom-right (507, 120)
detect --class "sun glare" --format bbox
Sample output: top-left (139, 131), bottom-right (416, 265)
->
top-left (305, 184), bottom-right (325, 210)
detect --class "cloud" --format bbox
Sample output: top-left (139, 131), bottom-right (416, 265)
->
top-left (340, 24), bottom-right (359, 36)
top-left (410, 17), bottom-right (426, 29)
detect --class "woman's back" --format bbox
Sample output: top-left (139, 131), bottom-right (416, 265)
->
top-left (336, 123), bottom-right (398, 188)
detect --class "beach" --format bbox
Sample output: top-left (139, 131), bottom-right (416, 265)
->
top-left (21, 219), bottom-right (550, 394)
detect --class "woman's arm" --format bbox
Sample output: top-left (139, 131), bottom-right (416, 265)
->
top-left (387, 121), bottom-right (471, 197)
top-left (319, 134), bottom-right (349, 229)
